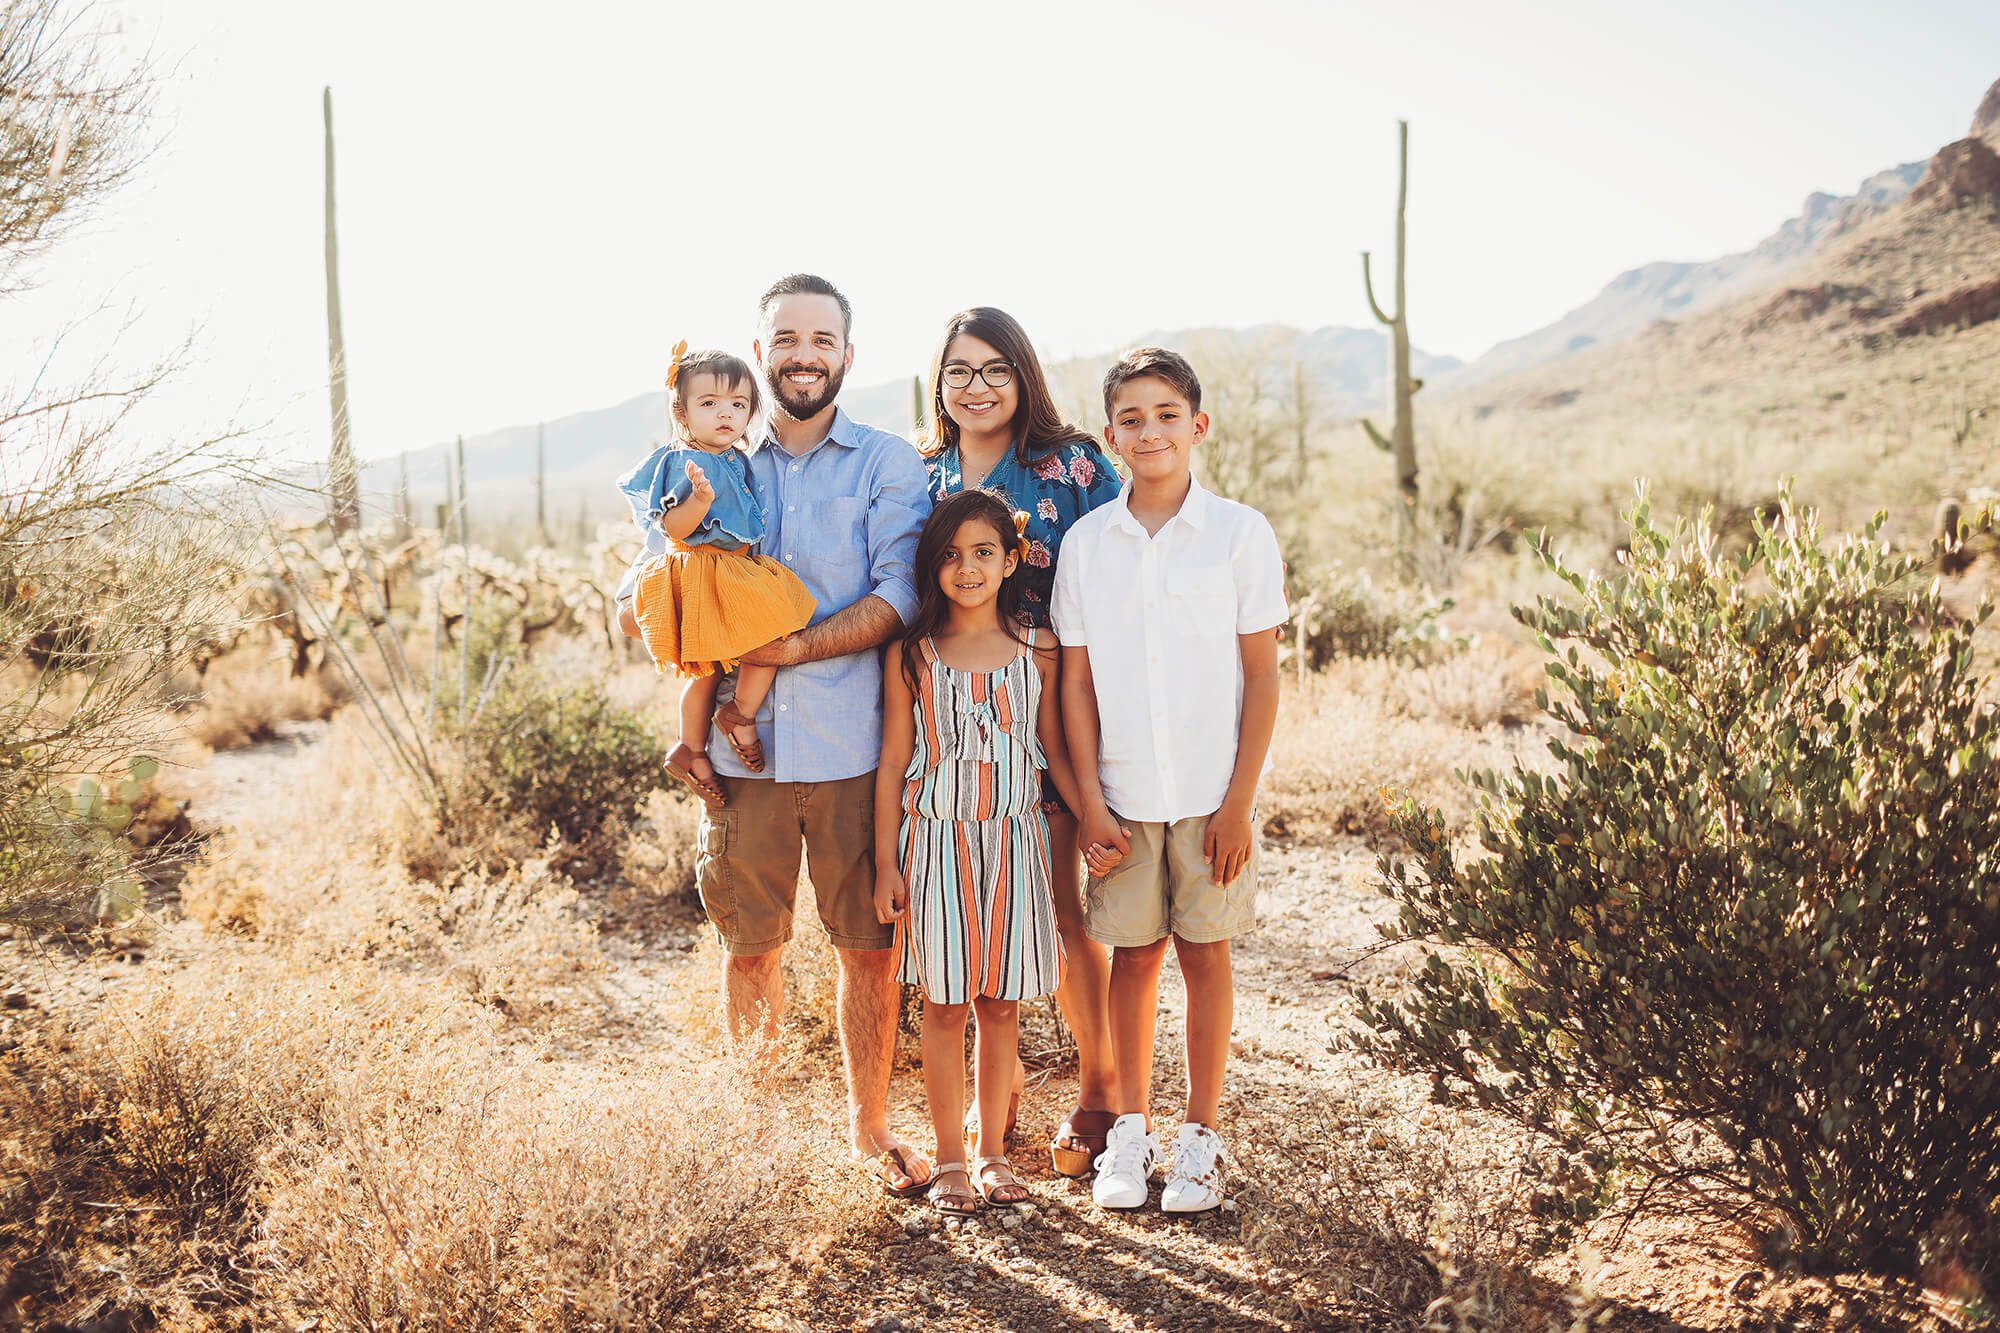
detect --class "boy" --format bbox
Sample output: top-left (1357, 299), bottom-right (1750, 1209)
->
top-left (1051, 346), bottom-right (1285, 1213)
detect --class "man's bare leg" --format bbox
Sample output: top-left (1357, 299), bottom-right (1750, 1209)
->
top-left (1047, 809), bottom-right (1115, 1143)
top-left (725, 949), bottom-right (785, 1046)
top-left (838, 944), bottom-right (929, 1188)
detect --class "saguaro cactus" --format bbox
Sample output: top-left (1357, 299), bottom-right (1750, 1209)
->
top-left (910, 374), bottom-right (926, 438)
top-left (1360, 119), bottom-right (1419, 550)
top-left (536, 421), bottom-right (548, 545)
top-left (324, 86), bottom-right (360, 534)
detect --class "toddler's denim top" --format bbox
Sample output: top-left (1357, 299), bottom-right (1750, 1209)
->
top-left (616, 444), bottom-right (765, 551)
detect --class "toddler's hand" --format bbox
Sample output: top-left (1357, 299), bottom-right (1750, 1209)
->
top-left (873, 871), bottom-right (908, 925)
top-left (684, 459), bottom-right (714, 502)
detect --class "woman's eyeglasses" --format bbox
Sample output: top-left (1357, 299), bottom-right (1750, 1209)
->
top-left (941, 362), bottom-right (1014, 389)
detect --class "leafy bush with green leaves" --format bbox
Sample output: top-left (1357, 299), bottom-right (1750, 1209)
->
top-left (446, 668), bottom-right (663, 847)
top-left (1361, 488), bottom-right (2000, 1279)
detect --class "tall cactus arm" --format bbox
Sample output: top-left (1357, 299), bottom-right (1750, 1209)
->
top-left (1359, 418), bottom-right (1394, 453)
top-left (1360, 250), bottom-right (1393, 326)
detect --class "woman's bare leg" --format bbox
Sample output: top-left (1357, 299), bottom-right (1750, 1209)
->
top-left (1046, 808), bottom-right (1115, 1149)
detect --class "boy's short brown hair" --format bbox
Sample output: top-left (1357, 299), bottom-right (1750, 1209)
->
top-left (1102, 346), bottom-right (1202, 419)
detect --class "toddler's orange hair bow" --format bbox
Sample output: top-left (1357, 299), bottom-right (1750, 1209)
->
top-left (664, 339), bottom-right (689, 390)
top-left (1012, 509), bottom-right (1031, 560)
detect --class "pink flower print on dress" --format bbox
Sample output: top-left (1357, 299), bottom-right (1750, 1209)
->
top-left (1068, 454), bottom-right (1097, 486)
top-left (1032, 453), bottom-right (1065, 481)
top-left (1025, 540), bottom-right (1052, 568)
top-left (1037, 498), bottom-right (1059, 522)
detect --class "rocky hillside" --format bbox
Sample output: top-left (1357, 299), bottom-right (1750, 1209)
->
top-left (1449, 162), bottom-right (1925, 388)
top-left (1442, 77), bottom-right (2000, 535)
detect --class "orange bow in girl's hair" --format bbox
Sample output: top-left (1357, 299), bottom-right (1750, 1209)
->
top-left (1012, 510), bottom-right (1031, 560)
top-left (665, 339), bottom-right (689, 390)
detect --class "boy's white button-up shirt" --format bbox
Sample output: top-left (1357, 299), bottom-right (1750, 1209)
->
top-left (1050, 477), bottom-right (1288, 824)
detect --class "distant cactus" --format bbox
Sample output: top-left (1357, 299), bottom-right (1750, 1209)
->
top-left (1360, 119), bottom-right (1420, 551)
top-left (911, 374), bottom-right (926, 438)
top-left (323, 87), bottom-right (360, 534)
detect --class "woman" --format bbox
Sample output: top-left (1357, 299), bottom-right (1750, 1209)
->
top-left (919, 306), bottom-right (1122, 1177)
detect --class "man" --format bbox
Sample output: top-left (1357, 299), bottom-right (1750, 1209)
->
top-left (619, 274), bottom-right (934, 1195)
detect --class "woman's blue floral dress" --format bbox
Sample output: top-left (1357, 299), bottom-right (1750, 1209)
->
top-left (925, 438), bottom-right (1123, 628)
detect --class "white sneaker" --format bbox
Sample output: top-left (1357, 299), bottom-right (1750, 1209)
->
top-left (1091, 1113), bottom-right (1157, 1209)
top-left (1161, 1122), bottom-right (1227, 1213)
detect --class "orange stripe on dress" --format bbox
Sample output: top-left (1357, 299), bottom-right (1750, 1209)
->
top-left (955, 819), bottom-right (979, 995)
top-left (985, 818), bottom-right (1012, 995)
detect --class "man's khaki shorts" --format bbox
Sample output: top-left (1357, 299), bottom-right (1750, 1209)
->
top-left (1083, 810), bottom-right (1259, 947)
top-left (695, 771), bottom-right (893, 956)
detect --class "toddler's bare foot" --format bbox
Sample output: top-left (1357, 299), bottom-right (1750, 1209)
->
top-left (664, 741), bottom-right (726, 808)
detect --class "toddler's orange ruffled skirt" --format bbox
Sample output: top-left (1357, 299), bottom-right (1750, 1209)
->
top-left (633, 544), bottom-right (816, 678)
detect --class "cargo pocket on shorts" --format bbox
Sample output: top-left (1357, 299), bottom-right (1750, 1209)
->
top-left (696, 810), bottom-right (739, 930)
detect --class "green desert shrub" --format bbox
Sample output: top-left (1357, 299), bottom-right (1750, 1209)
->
top-left (1361, 488), bottom-right (2000, 1280)
top-left (445, 667), bottom-right (663, 847)
top-left (1294, 564), bottom-right (1470, 669)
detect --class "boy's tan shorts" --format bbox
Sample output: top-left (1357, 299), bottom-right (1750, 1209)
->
top-left (1083, 810), bottom-right (1259, 947)
top-left (695, 771), bottom-right (892, 956)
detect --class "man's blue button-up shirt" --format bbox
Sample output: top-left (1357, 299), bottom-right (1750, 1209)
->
top-left (619, 407), bottom-right (931, 783)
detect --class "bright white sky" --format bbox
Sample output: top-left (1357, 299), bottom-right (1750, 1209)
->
top-left (8, 0), bottom-right (1999, 463)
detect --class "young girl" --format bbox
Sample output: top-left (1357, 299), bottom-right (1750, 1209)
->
top-left (873, 489), bottom-right (1082, 1214)
top-left (617, 342), bottom-right (815, 806)
top-left (920, 306), bottom-right (1125, 1176)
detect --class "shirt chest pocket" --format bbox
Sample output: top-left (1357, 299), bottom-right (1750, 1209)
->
top-left (804, 497), bottom-right (868, 577)
top-left (1166, 566), bottom-right (1233, 638)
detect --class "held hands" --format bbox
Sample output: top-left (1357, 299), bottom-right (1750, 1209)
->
top-left (873, 870), bottom-right (909, 925)
top-left (1078, 805), bottom-right (1131, 879)
top-left (1203, 802), bottom-right (1254, 886)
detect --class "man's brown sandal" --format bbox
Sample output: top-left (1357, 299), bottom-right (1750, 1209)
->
top-left (713, 701), bottom-right (765, 772)
top-left (663, 742), bottom-right (726, 808)
top-left (929, 1162), bottom-right (982, 1216)
top-left (856, 1143), bottom-right (931, 1199)
top-left (972, 1156), bottom-right (1032, 1206)
top-left (1050, 1108), bottom-right (1119, 1178)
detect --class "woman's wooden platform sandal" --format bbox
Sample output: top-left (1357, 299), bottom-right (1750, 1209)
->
top-left (963, 1080), bottom-right (1021, 1149)
top-left (1050, 1108), bottom-right (1119, 1178)
top-left (972, 1156), bottom-right (1032, 1206)
top-left (928, 1162), bottom-right (981, 1215)
top-left (712, 701), bottom-right (765, 772)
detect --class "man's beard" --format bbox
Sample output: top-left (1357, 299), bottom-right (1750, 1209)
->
top-left (766, 360), bottom-right (846, 422)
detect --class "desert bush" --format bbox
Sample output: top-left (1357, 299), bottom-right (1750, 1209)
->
top-left (1361, 488), bottom-right (2000, 1279)
top-left (182, 649), bottom-right (345, 750)
top-left (442, 663), bottom-right (665, 852)
top-left (1292, 564), bottom-right (1472, 669)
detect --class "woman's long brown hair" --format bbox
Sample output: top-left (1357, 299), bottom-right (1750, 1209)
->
top-left (919, 307), bottom-right (1094, 465)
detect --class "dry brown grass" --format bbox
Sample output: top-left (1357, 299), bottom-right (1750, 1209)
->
top-left (1, 948), bottom-right (866, 1331)
top-left (177, 648), bottom-right (346, 751)
top-left (179, 714), bottom-right (604, 1026)
top-left (1263, 656), bottom-right (1535, 845)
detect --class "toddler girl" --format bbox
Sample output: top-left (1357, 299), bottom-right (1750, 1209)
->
top-left (617, 342), bottom-right (815, 805)
top-left (873, 489), bottom-right (1082, 1214)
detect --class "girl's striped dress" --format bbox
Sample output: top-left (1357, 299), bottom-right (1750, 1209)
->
top-left (896, 636), bottom-right (1064, 1004)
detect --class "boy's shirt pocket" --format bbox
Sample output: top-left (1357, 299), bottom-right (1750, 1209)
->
top-left (1167, 566), bottom-right (1234, 637)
